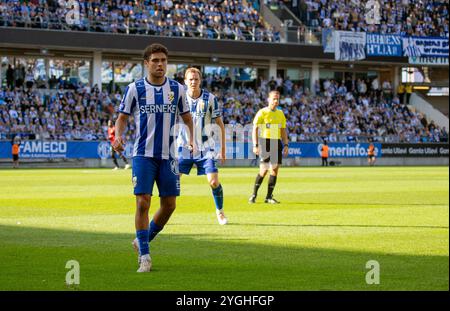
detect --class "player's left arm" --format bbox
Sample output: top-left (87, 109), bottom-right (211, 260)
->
top-left (281, 128), bottom-right (289, 157)
top-left (281, 113), bottom-right (289, 157)
top-left (215, 117), bottom-right (226, 164)
top-left (181, 112), bottom-right (194, 150)
top-left (178, 85), bottom-right (194, 151)
top-left (212, 96), bottom-right (226, 163)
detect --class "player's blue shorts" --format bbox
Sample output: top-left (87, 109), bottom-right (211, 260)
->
top-left (132, 156), bottom-right (180, 197)
top-left (178, 147), bottom-right (218, 176)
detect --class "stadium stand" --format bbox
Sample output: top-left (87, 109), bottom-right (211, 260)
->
top-left (0, 84), bottom-right (120, 141)
top-left (1, 73), bottom-right (448, 144)
top-left (0, 0), bottom-right (448, 160)
top-left (0, 0), bottom-right (281, 42)
top-left (2, 0), bottom-right (446, 46)
top-left (281, 0), bottom-right (449, 37)
top-left (218, 76), bottom-right (449, 143)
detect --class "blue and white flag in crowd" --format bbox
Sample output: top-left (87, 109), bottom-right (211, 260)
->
top-left (334, 31), bottom-right (366, 61)
top-left (402, 36), bottom-right (449, 58)
top-left (366, 33), bottom-right (402, 56)
top-left (322, 29), bottom-right (335, 53)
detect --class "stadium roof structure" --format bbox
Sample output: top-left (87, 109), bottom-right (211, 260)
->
top-left (0, 27), bottom-right (410, 67)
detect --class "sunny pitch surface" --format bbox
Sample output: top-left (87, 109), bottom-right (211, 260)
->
top-left (0, 166), bottom-right (448, 290)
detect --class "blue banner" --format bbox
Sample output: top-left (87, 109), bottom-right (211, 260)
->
top-left (226, 142), bottom-right (382, 158)
top-left (0, 141), bottom-right (134, 159)
top-left (1, 141), bottom-right (382, 159)
top-left (286, 142), bottom-right (382, 158)
top-left (366, 33), bottom-right (402, 56)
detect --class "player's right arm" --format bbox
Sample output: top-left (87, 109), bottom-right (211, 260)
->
top-left (113, 83), bottom-right (137, 152)
top-left (252, 110), bottom-right (262, 156)
top-left (114, 113), bottom-right (128, 152)
top-left (252, 125), bottom-right (259, 156)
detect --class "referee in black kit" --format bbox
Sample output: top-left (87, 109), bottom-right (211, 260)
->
top-left (249, 90), bottom-right (289, 204)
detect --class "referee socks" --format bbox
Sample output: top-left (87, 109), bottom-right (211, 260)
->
top-left (266, 175), bottom-right (277, 199)
top-left (253, 174), bottom-right (264, 196)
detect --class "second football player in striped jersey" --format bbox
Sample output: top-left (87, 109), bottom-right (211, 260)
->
top-left (178, 67), bottom-right (228, 225)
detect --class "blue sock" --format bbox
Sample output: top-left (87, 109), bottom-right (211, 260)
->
top-left (136, 229), bottom-right (149, 256)
top-left (148, 220), bottom-right (163, 243)
top-left (212, 184), bottom-right (223, 210)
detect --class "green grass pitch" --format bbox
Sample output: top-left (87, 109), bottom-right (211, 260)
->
top-left (0, 166), bottom-right (448, 290)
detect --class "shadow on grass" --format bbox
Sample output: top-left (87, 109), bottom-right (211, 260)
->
top-left (0, 224), bottom-right (447, 291)
top-left (280, 202), bottom-right (448, 207)
top-left (170, 223), bottom-right (449, 230)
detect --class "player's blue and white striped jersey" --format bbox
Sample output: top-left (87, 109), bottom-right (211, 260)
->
top-left (118, 77), bottom-right (189, 159)
top-left (178, 89), bottom-right (222, 159)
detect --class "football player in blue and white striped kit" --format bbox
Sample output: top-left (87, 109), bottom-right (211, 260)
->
top-left (113, 43), bottom-right (194, 273)
top-left (178, 67), bottom-right (228, 225)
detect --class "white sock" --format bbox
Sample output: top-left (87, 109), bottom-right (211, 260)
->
top-left (140, 254), bottom-right (150, 261)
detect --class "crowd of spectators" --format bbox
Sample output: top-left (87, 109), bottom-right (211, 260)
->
top-left (0, 0), bottom-right (447, 46)
top-left (0, 0), bottom-right (280, 42)
top-left (1, 73), bottom-right (447, 144)
top-left (282, 0), bottom-right (449, 38)
top-left (4, 63), bottom-right (80, 91)
top-left (0, 83), bottom-right (124, 142)
top-left (217, 75), bottom-right (449, 143)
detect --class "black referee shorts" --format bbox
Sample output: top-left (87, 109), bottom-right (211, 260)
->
top-left (259, 138), bottom-right (282, 165)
